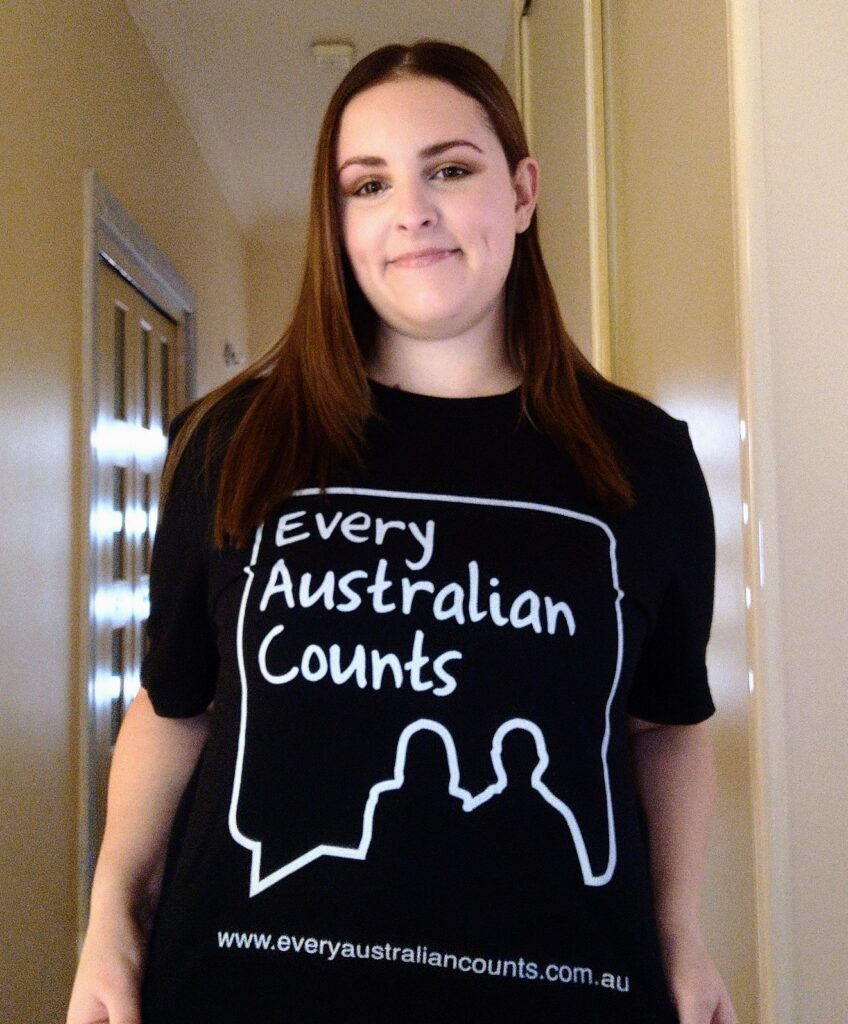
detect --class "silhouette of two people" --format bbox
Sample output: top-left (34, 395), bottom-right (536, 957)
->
top-left (364, 725), bottom-right (585, 947)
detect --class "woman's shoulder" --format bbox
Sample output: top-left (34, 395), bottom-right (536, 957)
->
top-left (582, 375), bottom-right (691, 450)
top-left (163, 377), bottom-right (264, 512)
top-left (170, 377), bottom-right (264, 468)
top-left (171, 376), bottom-right (263, 444)
top-left (580, 375), bottom-right (706, 508)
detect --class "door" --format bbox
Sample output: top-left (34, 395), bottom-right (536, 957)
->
top-left (83, 258), bottom-right (182, 889)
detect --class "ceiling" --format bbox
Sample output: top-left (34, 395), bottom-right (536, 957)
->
top-left (125, 0), bottom-right (515, 232)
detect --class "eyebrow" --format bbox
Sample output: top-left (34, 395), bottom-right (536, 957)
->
top-left (337, 139), bottom-right (484, 176)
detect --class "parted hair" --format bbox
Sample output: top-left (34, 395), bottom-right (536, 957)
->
top-left (161, 39), bottom-right (634, 549)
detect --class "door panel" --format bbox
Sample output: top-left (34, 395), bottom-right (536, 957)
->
top-left (85, 259), bottom-right (181, 886)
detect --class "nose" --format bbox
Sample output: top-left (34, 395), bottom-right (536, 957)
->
top-left (394, 177), bottom-right (438, 231)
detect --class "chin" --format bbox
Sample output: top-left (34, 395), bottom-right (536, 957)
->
top-left (403, 301), bottom-right (479, 331)
top-left (403, 315), bottom-right (474, 339)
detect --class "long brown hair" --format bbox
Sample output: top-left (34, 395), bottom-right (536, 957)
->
top-left (163, 39), bottom-right (634, 548)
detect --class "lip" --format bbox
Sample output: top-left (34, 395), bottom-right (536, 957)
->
top-left (389, 248), bottom-right (460, 268)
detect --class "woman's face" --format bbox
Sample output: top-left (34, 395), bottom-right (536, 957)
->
top-left (335, 76), bottom-right (538, 347)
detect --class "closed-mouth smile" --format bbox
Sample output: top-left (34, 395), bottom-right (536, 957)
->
top-left (389, 248), bottom-right (460, 268)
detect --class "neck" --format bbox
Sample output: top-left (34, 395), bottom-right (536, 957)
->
top-left (367, 317), bottom-right (521, 398)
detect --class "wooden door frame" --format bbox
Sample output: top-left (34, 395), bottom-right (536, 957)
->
top-left (513, 0), bottom-right (612, 376)
top-left (726, 2), bottom-right (794, 1021)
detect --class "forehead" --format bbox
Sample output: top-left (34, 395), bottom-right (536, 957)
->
top-left (336, 76), bottom-right (498, 163)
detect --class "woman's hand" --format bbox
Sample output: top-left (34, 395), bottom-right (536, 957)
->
top-left (66, 689), bottom-right (211, 1023)
top-left (660, 924), bottom-right (738, 1024)
top-left (66, 908), bottom-right (146, 1024)
top-left (628, 718), bottom-right (737, 1024)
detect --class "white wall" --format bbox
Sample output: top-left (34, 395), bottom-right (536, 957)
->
top-left (754, 1), bottom-right (848, 1019)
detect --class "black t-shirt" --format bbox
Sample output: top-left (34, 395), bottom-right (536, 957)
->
top-left (140, 379), bottom-right (715, 1023)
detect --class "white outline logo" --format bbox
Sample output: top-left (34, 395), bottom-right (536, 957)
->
top-left (228, 487), bottom-right (624, 897)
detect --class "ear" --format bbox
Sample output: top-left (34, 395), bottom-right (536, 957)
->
top-left (512, 156), bottom-right (540, 234)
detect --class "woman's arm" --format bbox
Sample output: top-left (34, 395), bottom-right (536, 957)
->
top-left (67, 688), bottom-right (211, 1024)
top-left (628, 716), bottom-right (737, 1024)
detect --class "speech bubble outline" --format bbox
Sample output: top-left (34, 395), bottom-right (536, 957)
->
top-left (228, 487), bottom-right (624, 897)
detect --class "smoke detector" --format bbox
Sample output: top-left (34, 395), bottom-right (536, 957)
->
top-left (310, 41), bottom-right (356, 68)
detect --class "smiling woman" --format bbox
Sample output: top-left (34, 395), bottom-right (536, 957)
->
top-left (336, 77), bottom-right (538, 388)
top-left (68, 38), bottom-right (734, 1024)
top-left (153, 40), bottom-right (636, 556)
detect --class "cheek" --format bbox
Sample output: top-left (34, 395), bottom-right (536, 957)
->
top-left (479, 219), bottom-right (516, 270)
top-left (339, 211), bottom-right (358, 263)
top-left (342, 212), bottom-right (380, 274)
top-left (466, 195), bottom-right (515, 261)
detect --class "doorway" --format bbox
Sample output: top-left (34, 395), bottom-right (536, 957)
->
top-left (78, 172), bottom-right (196, 928)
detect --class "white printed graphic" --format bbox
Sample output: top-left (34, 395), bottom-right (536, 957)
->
top-left (228, 488), bottom-right (624, 898)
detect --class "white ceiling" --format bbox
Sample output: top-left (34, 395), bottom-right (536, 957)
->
top-left (125, 0), bottom-right (515, 232)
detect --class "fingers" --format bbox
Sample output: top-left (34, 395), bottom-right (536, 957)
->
top-left (66, 984), bottom-right (141, 1024)
top-left (675, 989), bottom-right (738, 1024)
top-left (711, 990), bottom-right (739, 1024)
top-left (103, 989), bottom-right (142, 1024)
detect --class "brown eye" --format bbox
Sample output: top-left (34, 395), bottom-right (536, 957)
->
top-left (352, 179), bottom-right (385, 197)
top-left (433, 165), bottom-right (471, 180)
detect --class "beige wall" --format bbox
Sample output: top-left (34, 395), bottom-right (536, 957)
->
top-left (605, 1), bottom-right (759, 1020)
top-left (245, 215), bottom-right (307, 357)
top-left (524, 0), bottom-right (595, 360)
top-left (0, 1), bottom-right (249, 1019)
top-left (753, 1), bottom-right (848, 1019)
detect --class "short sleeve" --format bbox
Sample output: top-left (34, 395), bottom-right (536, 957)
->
top-left (626, 424), bottom-right (717, 725)
top-left (141, 411), bottom-right (219, 717)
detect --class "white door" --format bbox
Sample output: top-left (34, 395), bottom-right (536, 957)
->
top-left (83, 258), bottom-right (182, 889)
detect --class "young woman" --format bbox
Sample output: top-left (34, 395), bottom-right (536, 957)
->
top-left (68, 40), bottom-right (737, 1024)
